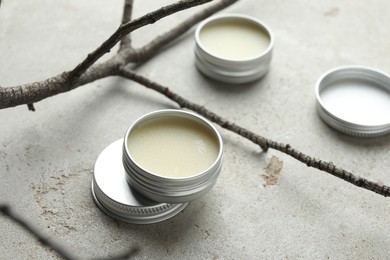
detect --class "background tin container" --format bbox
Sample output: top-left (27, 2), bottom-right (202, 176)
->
top-left (92, 139), bottom-right (188, 224)
top-left (123, 109), bottom-right (223, 203)
top-left (315, 66), bottom-right (390, 137)
top-left (194, 14), bottom-right (274, 84)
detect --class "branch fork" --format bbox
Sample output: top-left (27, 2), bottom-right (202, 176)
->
top-left (1, 0), bottom-right (388, 198)
top-left (1, 0), bottom-right (389, 258)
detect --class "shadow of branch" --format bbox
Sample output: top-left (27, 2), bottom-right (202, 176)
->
top-left (0, 204), bottom-right (140, 260)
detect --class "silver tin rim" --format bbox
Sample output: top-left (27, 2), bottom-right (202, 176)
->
top-left (123, 109), bottom-right (223, 203)
top-left (315, 65), bottom-right (390, 137)
top-left (194, 13), bottom-right (274, 83)
top-left (92, 139), bottom-right (187, 224)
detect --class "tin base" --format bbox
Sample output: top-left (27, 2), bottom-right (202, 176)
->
top-left (92, 139), bottom-right (188, 224)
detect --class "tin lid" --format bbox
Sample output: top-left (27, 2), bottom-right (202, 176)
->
top-left (91, 139), bottom-right (187, 224)
top-left (315, 66), bottom-right (390, 137)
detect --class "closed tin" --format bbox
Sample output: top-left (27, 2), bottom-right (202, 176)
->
top-left (315, 66), bottom-right (390, 137)
top-left (123, 109), bottom-right (223, 203)
top-left (92, 139), bottom-right (187, 224)
top-left (195, 14), bottom-right (274, 84)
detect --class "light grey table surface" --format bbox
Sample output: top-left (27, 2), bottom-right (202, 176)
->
top-left (1, 0), bottom-right (389, 259)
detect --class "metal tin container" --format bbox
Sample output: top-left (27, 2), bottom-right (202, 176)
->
top-left (194, 14), bottom-right (274, 84)
top-left (123, 109), bottom-right (223, 203)
top-left (92, 139), bottom-right (187, 224)
top-left (315, 66), bottom-right (390, 137)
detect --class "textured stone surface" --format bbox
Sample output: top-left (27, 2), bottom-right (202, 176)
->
top-left (1, 0), bottom-right (390, 259)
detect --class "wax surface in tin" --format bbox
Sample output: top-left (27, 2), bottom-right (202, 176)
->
top-left (127, 116), bottom-right (219, 178)
top-left (320, 78), bottom-right (390, 125)
top-left (199, 19), bottom-right (270, 60)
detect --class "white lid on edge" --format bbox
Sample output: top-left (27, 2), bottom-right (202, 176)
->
top-left (92, 139), bottom-right (187, 224)
top-left (315, 66), bottom-right (390, 137)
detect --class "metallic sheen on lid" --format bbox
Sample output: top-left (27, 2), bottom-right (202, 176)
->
top-left (92, 139), bottom-right (187, 224)
top-left (315, 66), bottom-right (390, 137)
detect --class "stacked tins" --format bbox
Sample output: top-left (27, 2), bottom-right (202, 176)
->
top-left (92, 110), bottom-right (223, 224)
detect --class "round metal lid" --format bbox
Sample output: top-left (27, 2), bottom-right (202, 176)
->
top-left (315, 66), bottom-right (390, 137)
top-left (91, 139), bottom-right (187, 224)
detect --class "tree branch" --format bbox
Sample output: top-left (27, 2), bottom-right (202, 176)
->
top-left (68, 0), bottom-right (213, 82)
top-left (0, 73), bottom-right (70, 109)
top-left (116, 67), bottom-right (390, 197)
top-left (128, 0), bottom-right (238, 62)
top-left (119, 0), bottom-right (134, 52)
top-left (0, 61), bottom-right (119, 109)
top-left (1, 0), bottom-right (389, 258)
top-left (1, 0), bottom-right (389, 198)
top-left (0, 0), bottom-right (231, 110)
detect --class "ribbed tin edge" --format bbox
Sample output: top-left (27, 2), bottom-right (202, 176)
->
top-left (194, 13), bottom-right (274, 84)
top-left (92, 139), bottom-right (188, 224)
top-left (123, 109), bottom-right (223, 203)
top-left (315, 66), bottom-right (390, 137)
top-left (92, 181), bottom-right (187, 224)
top-left (195, 49), bottom-right (270, 83)
top-left (316, 102), bottom-right (390, 138)
top-left (124, 154), bottom-right (222, 203)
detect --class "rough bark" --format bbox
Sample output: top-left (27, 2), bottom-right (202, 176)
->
top-left (1, 0), bottom-right (389, 259)
top-left (116, 67), bottom-right (390, 197)
top-left (0, 0), bottom-right (389, 197)
top-left (0, 0), bottom-right (238, 110)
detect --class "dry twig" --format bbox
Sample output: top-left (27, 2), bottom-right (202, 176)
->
top-left (0, 0), bottom-right (388, 195)
top-left (116, 68), bottom-right (390, 197)
top-left (0, 0), bottom-right (237, 258)
top-left (0, 0), bottom-right (389, 257)
top-left (119, 0), bottom-right (135, 51)
top-left (0, 0), bottom-right (237, 109)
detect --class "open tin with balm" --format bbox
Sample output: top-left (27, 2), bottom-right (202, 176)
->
top-left (195, 13), bottom-right (274, 84)
top-left (92, 109), bottom-right (223, 223)
top-left (315, 66), bottom-right (390, 137)
top-left (123, 110), bottom-right (223, 203)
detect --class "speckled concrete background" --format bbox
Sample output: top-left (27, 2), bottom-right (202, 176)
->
top-left (1, 0), bottom-right (390, 259)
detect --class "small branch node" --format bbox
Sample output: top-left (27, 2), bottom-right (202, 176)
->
top-left (27, 103), bottom-right (35, 111)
